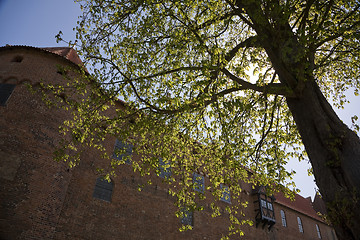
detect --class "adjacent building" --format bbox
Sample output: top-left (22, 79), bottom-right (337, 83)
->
top-left (0, 45), bottom-right (337, 239)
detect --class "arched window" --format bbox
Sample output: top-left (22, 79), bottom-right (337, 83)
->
top-left (93, 177), bottom-right (113, 202)
top-left (316, 224), bottom-right (322, 239)
top-left (280, 210), bottom-right (287, 227)
top-left (297, 216), bottom-right (304, 233)
top-left (0, 83), bottom-right (16, 106)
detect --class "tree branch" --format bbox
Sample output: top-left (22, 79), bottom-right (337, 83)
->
top-left (221, 68), bottom-right (293, 96)
top-left (224, 36), bottom-right (260, 62)
top-left (134, 66), bottom-right (206, 81)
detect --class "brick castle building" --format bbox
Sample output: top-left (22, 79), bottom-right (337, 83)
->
top-left (0, 45), bottom-right (337, 239)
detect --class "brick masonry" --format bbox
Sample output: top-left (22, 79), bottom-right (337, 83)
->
top-left (0, 46), bottom-right (337, 240)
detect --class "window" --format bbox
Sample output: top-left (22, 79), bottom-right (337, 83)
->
top-left (11, 55), bottom-right (23, 62)
top-left (280, 210), bottom-right (287, 227)
top-left (259, 198), bottom-right (275, 220)
top-left (93, 177), bottom-right (113, 202)
top-left (0, 83), bottom-right (15, 106)
top-left (180, 207), bottom-right (193, 226)
top-left (254, 192), bottom-right (275, 230)
top-left (158, 157), bottom-right (171, 179)
top-left (112, 139), bottom-right (133, 164)
top-left (316, 224), bottom-right (322, 239)
top-left (220, 184), bottom-right (231, 203)
top-left (297, 216), bottom-right (304, 233)
top-left (267, 201), bottom-right (273, 211)
top-left (193, 173), bottom-right (204, 193)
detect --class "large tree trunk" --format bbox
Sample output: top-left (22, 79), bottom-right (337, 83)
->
top-left (286, 80), bottom-right (360, 240)
top-left (231, 2), bottom-right (359, 238)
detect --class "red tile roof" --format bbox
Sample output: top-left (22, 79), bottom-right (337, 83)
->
top-left (42, 47), bottom-right (71, 57)
top-left (42, 47), bottom-right (84, 66)
top-left (313, 194), bottom-right (327, 215)
top-left (275, 192), bottom-right (323, 222)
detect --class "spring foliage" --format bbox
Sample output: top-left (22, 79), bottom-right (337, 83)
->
top-left (52, 0), bottom-right (360, 238)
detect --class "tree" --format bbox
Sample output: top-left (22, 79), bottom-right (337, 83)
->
top-left (55, 0), bottom-right (360, 239)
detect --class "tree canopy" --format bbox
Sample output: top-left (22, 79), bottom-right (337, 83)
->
top-left (53, 0), bottom-right (360, 239)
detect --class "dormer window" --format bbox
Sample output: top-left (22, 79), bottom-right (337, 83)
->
top-left (254, 191), bottom-right (276, 230)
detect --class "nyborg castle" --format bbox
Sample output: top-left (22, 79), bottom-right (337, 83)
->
top-left (0, 45), bottom-right (337, 239)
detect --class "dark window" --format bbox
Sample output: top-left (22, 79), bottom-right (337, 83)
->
top-left (180, 207), bottom-right (193, 226)
top-left (297, 216), bottom-right (304, 233)
top-left (316, 224), bottom-right (321, 239)
top-left (280, 209), bottom-right (287, 227)
top-left (93, 177), bottom-right (113, 202)
top-left (254, 191), bottom-right (276, 230)
top-left (158, 157), bottom-right (171, 179)
top-left (56, 66), bottom-right (68, 75)
top-left (11, 55), bottom-right (23, 62)
top-left (0, 83), bottom-right (15, 106)
top-left (112, 139), bottom-right (133, 164)
top-left (193, 173), bottom-right (204, 193)
top-left (220, 184), bottom-right (231, 203)
top-left (57, 69), bottom-right (67, 75)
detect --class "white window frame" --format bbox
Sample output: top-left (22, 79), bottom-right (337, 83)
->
top-left (316, 224), bottom-right (322, 239)
top-left (280, 210), bottom-right (287, 227)
top-left (297, 216), bottom-right (304, 233)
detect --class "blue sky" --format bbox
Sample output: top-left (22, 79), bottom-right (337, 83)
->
top-left (0, 0), bottom-right (358, 199)
top-left (0, 0), bottom-right (81, 47)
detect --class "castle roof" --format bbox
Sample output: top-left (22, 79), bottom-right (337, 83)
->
top-left (0, 45), bottom-right (83, 68)
top-left (275, 192), bottom-right (323, 222)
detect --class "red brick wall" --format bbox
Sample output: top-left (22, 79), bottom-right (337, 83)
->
top-left (0, 47), bottom-right (75, 239)
top-left (0, 46), bottom-right (337, 240)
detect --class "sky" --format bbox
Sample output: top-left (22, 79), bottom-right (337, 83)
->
top-left (0, 0), bottom-right (359, 200)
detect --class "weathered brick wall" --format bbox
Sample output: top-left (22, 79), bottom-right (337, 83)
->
top-left (0, 47), bottom-right (75, 239)
top-left (0, 46), bottom-right (337, 240)
top-left (52, 142), bottom-right (233, 240)
top-left (272, 202), bottom-right (335, 240)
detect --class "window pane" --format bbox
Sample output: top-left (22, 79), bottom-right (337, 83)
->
top-left (297, 217), bottom-right (303, 233)
top-left (181, 208), bottom-right (193, 226)
top-left (159, 157), bottom-right (171, 178)
top-left (316, 224), bottom-right (321, 239)
top-left (112, 139), bottom-right (133, 163)
top-left (93, 177), bottom-right (113, 202)
top-left (261, 199), bottom-right (267, 208)
top-left (193, 173), bottom-right (204, 193)
top-left (280, 210), bottom-right (287, 227)
top-left (220, 184), bottom-right (231, 203)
